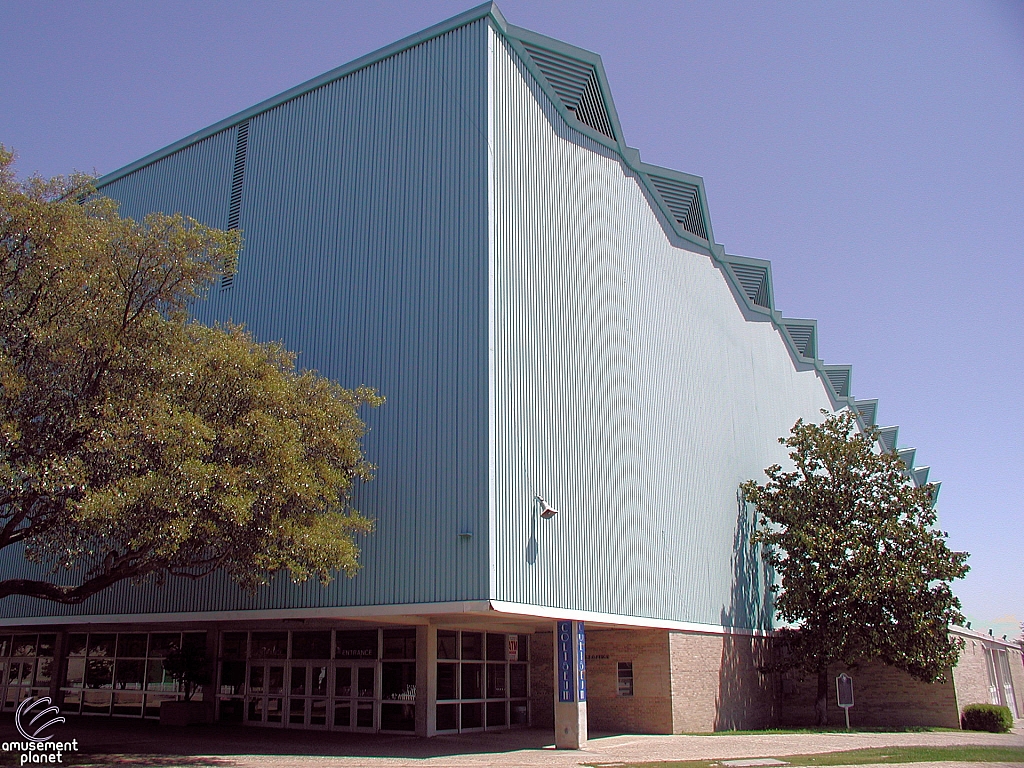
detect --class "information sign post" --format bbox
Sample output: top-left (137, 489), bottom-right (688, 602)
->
top-left (836, 673), bottom-right (854, 730)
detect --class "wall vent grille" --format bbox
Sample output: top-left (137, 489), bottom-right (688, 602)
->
top-left (727, 262), bottom-right (771, 309)
top-left (823, 366), bottom-right (851, 398)
top-left (897, 447), bottom-right (916, 472)
top-left (877, 426), bottom-right (899, 453)
top-left (521, 42), bottom-right (615, 140)
top-left (647, 174), bottom-right (708, 240)
top-left (783, 321), bottom-right (816, 358)
top-left (913, 466), bottom-right (930, 486)
top-left (854, 399), bottom-right (878, 427)
top-left (223, 120), bottom-right (249, 289)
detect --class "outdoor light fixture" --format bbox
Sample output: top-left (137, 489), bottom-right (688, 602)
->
top-left (535, 495), bottom-right (559, 519)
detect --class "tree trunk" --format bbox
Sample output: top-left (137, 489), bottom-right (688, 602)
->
top-left (815, 663), bottom-right (829, 726)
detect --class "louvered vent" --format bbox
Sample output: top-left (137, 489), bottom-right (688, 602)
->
top-left (877, 426), bottom-right (898, 453)
top-left (897, 448), bottom-right (916, 472)
top-left (913, 466), bottom-right (930, 486)
top-left (783, 322), bottom-right (816, 358)
top-left (824, 367), bottom-right (851, 398)
top-left (727, 262), bottom-right (771, 309)
top-left (854, 399), bottom-right (878, 427)
top-left (520, 42), bottom-right (615, 140)
top-left (222, 120), bottom-right (249, 290)
top-left (647, 174), bottom-right (708, 240)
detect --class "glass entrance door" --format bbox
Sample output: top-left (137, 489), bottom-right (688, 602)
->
top-left (287, 663), bottom-right (329, 728)
top-left (246, 662), bottom-right (286, 726)
top-left (332, 663), bottom-right (375, 731)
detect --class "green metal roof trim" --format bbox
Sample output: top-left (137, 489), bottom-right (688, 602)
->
top-left (93, 1), bottom-right (937, 499)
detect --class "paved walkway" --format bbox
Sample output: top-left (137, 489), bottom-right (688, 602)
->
top-left (0, 716), bottom-right (1021, 767)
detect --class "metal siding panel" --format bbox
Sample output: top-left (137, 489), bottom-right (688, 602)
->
top-left (0, 20), bottom-right (489, 621)
top-left (489, 34), bottom-right (837, 630)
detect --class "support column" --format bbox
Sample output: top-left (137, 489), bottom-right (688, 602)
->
top-left (553, 620), bottom-right (587, 749)
top-left (415, 624), bottom-right (437, 737)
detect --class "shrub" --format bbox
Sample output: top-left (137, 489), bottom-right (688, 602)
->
top-left (961, 703), bottom-right (1013, 733)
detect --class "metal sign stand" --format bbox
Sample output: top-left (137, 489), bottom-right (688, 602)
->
top-left (836, 673), bottom-right (854, 730)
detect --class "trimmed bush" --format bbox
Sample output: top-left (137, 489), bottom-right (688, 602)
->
top-left (961, 703), bottom-right (1013, 733)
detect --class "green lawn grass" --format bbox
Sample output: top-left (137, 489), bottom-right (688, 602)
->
top-left (584, 745), bottom-right (1024, 768)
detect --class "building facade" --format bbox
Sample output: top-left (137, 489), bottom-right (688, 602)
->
top-left (1, 2), bottom-right (996, 737)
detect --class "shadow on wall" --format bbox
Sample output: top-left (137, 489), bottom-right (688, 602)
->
top-left (715, 491), bottom-right (776, 730)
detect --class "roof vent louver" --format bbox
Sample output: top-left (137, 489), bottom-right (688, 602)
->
top-left (520, 42), bottom-right (616, 140)
top-left (854, 399), bottom-right (878, 428)
top-left (823, 366), bottom-right (851, 399)
top-left (913, 466), bottom-right (930, 486)
top-left (222, 120), bottom-right (249, 290)
top-left (726, 261), bottom-right (771, 309)
top-left (647, 174), bottom-right (709, 241)
top-left (877, 426), bottom-right (899, 453)
top-left (782, 321), bottom-right (817, 359)
top-left (897, 448), bottom-right (916, 473)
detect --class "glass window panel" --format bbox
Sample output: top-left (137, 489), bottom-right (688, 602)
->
top-left (461, 663), bottom-right (483, 699)
top-left (617, 662), bottom-right (633, 697)
top-left (219, 661), bottom-right (246, 695)
top-left (82, 690), bottom-right (111, 715)
top-left (37, 634), bottom-right (56, 657)
top-left (12, 635), bottom-right (37, 657)
top-left (517, 634), bottom-right (529, 662)
top-left (461, 702), bottom-right (483, 729)
top-left (380, 702), bottom-right (415, 731)
top-left (289, 697), bottom-right (305, 724)
top-left (148, 633), bottom-right (181, 658)
top-left (509, 664), bottom-right (528, 698)
top-left (247, 697), bottom-right (264, 722)
top-left (62, 689), bottom-right (82, 713)
top-left (382, 662), bottom-right (416, 700)
top-left (510, 700), bottom-right (529, 726)
top-left (291, 631), bottom-right (331, 660)
top-left (486, 633), bottom-right (506, 661)
top-left (333, 702), bottom-right (351, 728)
top-left (265, 697), bottom-right (283, 723)
top-left (461, 632), bottom-right (483, 660)
top-left (87, 634), bottom-right (115, 659)
top-left (112, 691), bottom-right (144, 716)
top-left (437, 663), bottom-right (457, 700)
top-left (309, 698), bottom-right (327, 726)
top-left (355, 701), bottom-right (373, 728)
top-left (182, 633), bottom-right (207, 653)
top-left (335, 666), bottom-right (352, 697)
top-left (36, 658), bottom-right (53, 685)
top-left (267, 665), bottom-right (284, 695)
top-left (437, 631), bottom-right (458, 660)
top-left (250, 632), bottom-right (288, 659)
top-left (311, 666), bottom-right (328, 696)
top-left (221, 632), bottom-right (247, 660)
top-left (146, 659), bottom-right (176, 692)
top-left (85, 658), bottom-right (112, 689)
top-left (114, 659), bottom-right (145, 690)
top-left (487, 664), bottom-right (506, 699)
top-left (487, 700), bottom-right (506, 727)
top-left (116, 634), bottom-right (148, 658)
top-left (290, 666), bottom-right (306, 696)
top-left (64, 657), bottom-right (85, 688)
top-left (334, 630), bottom-right (377, 660)
top-left (67, 634), bottom-right (88, 657)
top-left (382, 628), bottom-right (416, 660)
top-left (15, 660), bottom-right (34, 685)
top-left (0, 635), bottom-right (11, 657)
top-left (436, 702), bottom-right (458, 731)
top-left (357, 667), bottom-right (374, 698)
top-left (218, 698), bottom-right (244, 723)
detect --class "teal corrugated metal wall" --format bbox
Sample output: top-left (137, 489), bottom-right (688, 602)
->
top-left (489, 29), bottom-right (835, 630)
top-left (0, 19), bottom-right (491, 620)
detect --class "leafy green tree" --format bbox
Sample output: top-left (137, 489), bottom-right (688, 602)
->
top-left (0, 146), bottom-right (381, 604)
top-left (741, 410), bottom-right (969, 725)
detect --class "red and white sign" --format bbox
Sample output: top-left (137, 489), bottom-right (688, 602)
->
top-left (507, 634), bottom-right (519, 661)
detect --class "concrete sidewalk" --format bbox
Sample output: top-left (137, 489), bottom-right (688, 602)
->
top-left (0, 716), bottom-right (1021, 767)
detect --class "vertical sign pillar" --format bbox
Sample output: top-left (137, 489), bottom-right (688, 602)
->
top-left (553, 620), bottom-right (587, 749)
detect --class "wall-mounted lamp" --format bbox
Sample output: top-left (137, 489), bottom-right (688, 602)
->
top-left (535, 495), bottom-right (559, 519)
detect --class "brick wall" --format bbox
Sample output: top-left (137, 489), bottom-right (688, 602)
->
top-left (778, 659), bottom-right (960, 728)
top-left (1008, 645), bottom-right (1024, 718)
top-left (585, 629), bottom-right (674, 734)
top-left (953, 636), bottom-right (997, 713)
top-left (530, 630), bottom-right (554, 729)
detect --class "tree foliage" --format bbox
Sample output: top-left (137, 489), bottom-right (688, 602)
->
top-left (0, 146), bottom-right (382, 604)
top-left (741, 410), bottom-right (969, 724)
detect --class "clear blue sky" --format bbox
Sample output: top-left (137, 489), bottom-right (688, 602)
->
top-left (3, 0), bottom-right (1021, 640)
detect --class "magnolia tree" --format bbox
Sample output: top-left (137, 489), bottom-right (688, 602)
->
top-left (0, 147), bottom-right (381, 603)
top-left (742, 410), bottom-right (969, 725)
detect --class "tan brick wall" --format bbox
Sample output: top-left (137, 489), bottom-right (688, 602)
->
top-left (529, 631), bottom-right (554, 729)
top-left (953, 636), bottom-right (997, 713)
top-left (779, 660), bottom-right (960, 728)
top-left (585, 629), bottom-right (674, 734)
top-left (1008, 646), bottom-right (1024, 718)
